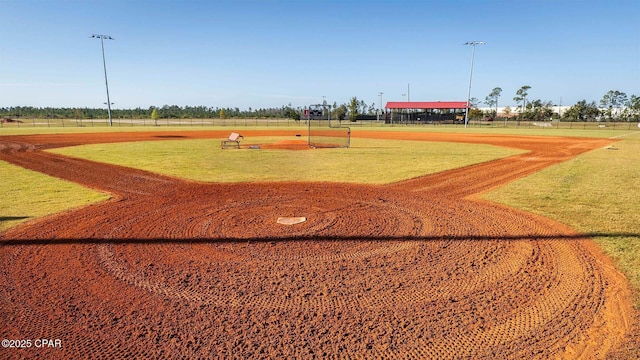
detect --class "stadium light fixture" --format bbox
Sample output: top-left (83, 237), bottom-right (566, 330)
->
top-left (91, 34), bottom-right (115, 126)
top-left (463, 41), bottom-right (484, 128)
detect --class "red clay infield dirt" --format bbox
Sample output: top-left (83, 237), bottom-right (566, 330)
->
top-left (0, 130), bottom-right (637, 359)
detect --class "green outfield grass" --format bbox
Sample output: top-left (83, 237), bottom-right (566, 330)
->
top-left (484, 133), bottom-right (640, 306)
top-left (48, 136), bottom-right (525, 184)
top-left (0, 161), bottom-right (111, 233)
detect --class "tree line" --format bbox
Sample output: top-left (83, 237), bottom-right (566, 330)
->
top-left (2, 89), bottom-right (638, 122)
top-left (474, 87), bottom-right (640, 122)
top-left (0, 99), bottom-right (380, 122)
top-left (0, 105), bottom-right (305, 120)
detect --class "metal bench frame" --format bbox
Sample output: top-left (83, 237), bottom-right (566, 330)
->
top-left (221, 132), bottom-right (243, 149)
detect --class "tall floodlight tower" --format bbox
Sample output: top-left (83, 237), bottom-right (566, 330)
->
top-left (463, 41), bottom-right (484, 128)
top-left (91, 34), bottom-right (115, 126)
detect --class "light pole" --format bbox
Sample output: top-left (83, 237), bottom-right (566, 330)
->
top-left (402, 93), bottom-right (406, 123)
top-left (464, 41), bottom-right (484, 128)
top-left (378, 92), bottom-right (383, 122)
top-left (407, 83), bottom-right (411, 123)
top-left (322, 96), bottom-right (328, 121)
top-left (91, 34), bottom-right (114, 126)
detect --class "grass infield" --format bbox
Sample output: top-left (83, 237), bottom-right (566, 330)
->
top-left (48, 136), bottom-right (524, 184)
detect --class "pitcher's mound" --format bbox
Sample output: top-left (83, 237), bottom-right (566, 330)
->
top-left (276, 216), bottom-right (307, 225)
top-left (260, 140), bottom-right (310, 150)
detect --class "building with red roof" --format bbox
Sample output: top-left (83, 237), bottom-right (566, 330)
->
top-left (384, 101), bottom-right (469, 124)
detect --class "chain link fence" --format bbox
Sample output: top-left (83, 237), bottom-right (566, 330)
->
top-left (2, 117), bottom-right (639, 131)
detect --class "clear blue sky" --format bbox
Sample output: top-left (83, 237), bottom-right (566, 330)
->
top-left (1, 0), bottom-right (639, 110)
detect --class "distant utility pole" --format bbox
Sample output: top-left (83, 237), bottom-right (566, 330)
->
top-left (91, 34), bottom-right (114, 126)
top-left (378, 92), bottom-right (384, 121)
top-left (464, 41), bottom-right (484, 128)
top-left (407, 83), bottom-right (410, 123)
top-left (558, 96), bottom-right (562, 117)
top-left (401, 93), bottom-right (406, 123)
top-left (322, 96), bottom-right (327, 120)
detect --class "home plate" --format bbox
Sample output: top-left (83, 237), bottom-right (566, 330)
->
top-left (277, 217), bottom-right (307, 225)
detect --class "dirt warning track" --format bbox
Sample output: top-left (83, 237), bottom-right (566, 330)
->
top-left (0, 130), bottom-right (635, 359)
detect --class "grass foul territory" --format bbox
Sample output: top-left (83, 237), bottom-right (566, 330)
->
top-left (484, 133), bottom-right (640, 306)
top-left (0, 160), bottom-right (110, 232)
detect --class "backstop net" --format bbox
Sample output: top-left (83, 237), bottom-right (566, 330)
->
top-left (306, 104), bottom-right (351, 148)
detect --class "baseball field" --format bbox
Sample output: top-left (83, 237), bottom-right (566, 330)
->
top-left (1, 126), bottom-right (638, 358)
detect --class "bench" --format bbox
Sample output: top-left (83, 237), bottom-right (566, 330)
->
top-left (221, 132), bottom-right (243, 149)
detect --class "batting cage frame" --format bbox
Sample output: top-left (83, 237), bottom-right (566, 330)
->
top-left (306, 104), bottom-right (351, 148)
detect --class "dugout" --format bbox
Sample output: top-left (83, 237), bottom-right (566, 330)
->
top-left (385, 101), bottom-right (469, 124)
